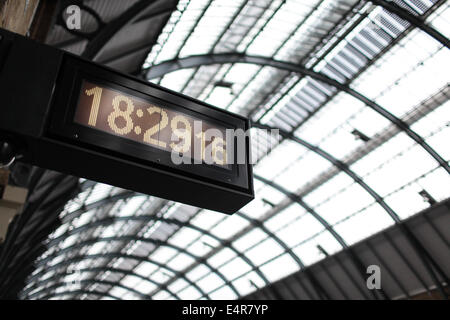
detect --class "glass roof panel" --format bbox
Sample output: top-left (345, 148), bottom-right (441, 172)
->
top-left (292, 231), bottom-right (342, 266)
top-left (245, 238), bottom-right (285, 266)
top-left (24, 0), bottom-right (450, 301)
top-left (259, 253), bottom-right (300, 282)
top-left (333, 203), bottom-right (395, 245)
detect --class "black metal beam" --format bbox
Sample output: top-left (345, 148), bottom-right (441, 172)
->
top-left (28, 235), bottom-right (240, 297)
top-left (22, 266), bottom-right (180, 299)
top-left (29, 278), bottom-right (153, 300)
top-left (82, 0), bottom-right (160, 60)
top-left (25, 252), bottom-right (209, 300)
top-left (368, 0), bottom-right (449, 48)
top-left (32, 198), bottom-right (283, 299)
top-left (143, 53), bottom-right (449, 175)
top-left (254, 174), bottom-right (385, 300)
top-left (52, 191), bottom-right (330, 300)
top-left (42, 289), bottom-right (121, 300)
top-left (235, 212), bottom-right (330, 300)
top-left (25, 214), bottom-right (270, 297)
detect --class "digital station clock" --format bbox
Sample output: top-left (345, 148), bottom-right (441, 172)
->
top-left (0, 28), bottom-right (254, 214)
top-left (74, 80), bottom-right (229, 169)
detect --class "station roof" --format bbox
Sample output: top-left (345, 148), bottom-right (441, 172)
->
top-left (13, 0), bottom-right (450, 300)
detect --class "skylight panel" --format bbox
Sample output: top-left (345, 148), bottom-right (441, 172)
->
top-left (428, 2), bottom-right (450, 38)
top-left (294, 93), bottom-right (364, 145)
top-left (190, 210), bottom-right (225, 229)
top-left (224, 63), bottom-right (260, 84)
top-left (384, 183), bottom-right (429, 219)
top-left (276, 213), bottom-right (325, 248)
top-left (84, 183), bottom-right (113, 206)
top-left (245, 238), bottom-right (284, 266)
top-left (255, 139), bottom-right (307, 180)
top-left (160, 68), bottom-right (195, 92)
top-left (149, 269), bottom-right (174, 284)
top-left (348, 106), bottom-right (391, 137)
top-left (184, 236), bottom-right (216, 256)
top-left (316, 183), bottom-right (374, 224)
top-left (350, 132), bottom-right (414, 177)
top-left (120, 275), bottom-right (142, 289)
top-left (411, 100), bottom-right (450, 138)
top-left (256, 184), bottom-right (287, 207)
top-left (264, 203), bottom-right (306, 232)
top-left (362, 144), bottom-right (439, 197)
top-left (152, 0), bottom-right (210, 64)
top-left (86, 241), bottom-right (107, 256)
top-left (71, 209), bottom-right (97, 229)
top-left (231, 271), bottom-right (265, 296)
top-left (259, 253), bottom-right (299, 283)
top-left (186, 264), bottom-right (210, 282)
top-left (303, 172), bottom-right (354, 208)
top-left (209, 214), bottom-right (250, 240)
top-left (207, 248), bottom-right (237, 268)
top-left (168, 278), bottom-right (189, 294)
top-left (218, 257), bottom-right (252, 280)
top-left (168, 228), bottom-right (203, 247)
top-left (205, 86), bottom-right (235, 109)
top-left (292, 230), bottom-right (341, 266)
top-left (319, 126), bottom-right (365, 159)
top-left (150, 247), bottom-right (178, 264)
top-left (416, 167), bottom-right (450, 202)
top-left (167, 253), bottom-right (196, 271)
top-left (233, 228), bottom-right (268, 252)
top-left (152, 290), bottom-right (172, 300)
top-left (116, 196), bottom-right (147, 217)
top-left (197, 273), bottom-right (224, 292)
top-left (240, 197), bottom-right (269, 219)
top-left (180, 1), bottom-right (246, 57)
top-left (209, 286), bottom-right (238, 300)
top-left (274, 153), bottom-right (332, 193)
top-left (134, 261), bottom-right (158, 278)
top-left (334, 203), bottom-right (394, 245)
top-left (177, 286), bottom-right (203, 300)
top-left (422, 125), bottom-right (450, 162)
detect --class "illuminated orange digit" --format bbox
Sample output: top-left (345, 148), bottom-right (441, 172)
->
top-left (85, 86), bottom-right (103, 126)
top-left (107, 95), bottom-right (135, 135)
top-left (143, 106), bottom-right (168, 147)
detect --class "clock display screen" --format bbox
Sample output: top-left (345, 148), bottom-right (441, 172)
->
top-left (74, 80), bottom-right (230, 168)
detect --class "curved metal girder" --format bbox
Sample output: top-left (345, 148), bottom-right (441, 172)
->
top-left (42, 289), bottom-right (121, 300)
top-left (253, 122), bottom-right (402, 223)
top-left (63, 191), bottom-right (137, 222)
top-left (23, 266), bottom-right (179, 299)
top-left (144, 53), bottom-right (449, 174)
top-left (255, 174), bottom-right (348, 247)
top-left (26, 252), bottom-right (209, 300)
top-left (368, 0), bottom-right (449, 49)
top-left (29, 278), bottom-right (152, 300)
top-left (28, 235), bottom-right (240, 298)
top-left (45, 195), bottom-right (318, 299)
top-left (48, 192), bottom-right (326, 298)
top-left (82, 0), bottom-right (160, 60)
top-left (254, 174), bottom-right (386, 299)
top-left (235, 212), bottom-right (333, 299)
top-left (26, 215), bottom-right (270, 296)
top-left (252, 127), bottom-right (448, 298)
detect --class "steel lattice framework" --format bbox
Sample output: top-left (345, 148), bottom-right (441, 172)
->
top-left (10, 0), bottom-right (449, 300)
